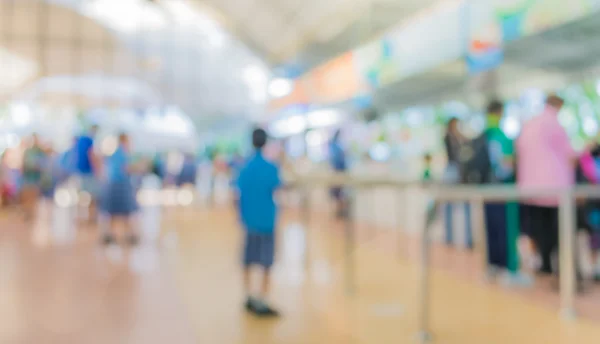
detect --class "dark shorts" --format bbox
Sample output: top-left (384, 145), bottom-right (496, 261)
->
top-left (100, 180), bottom-right (138, 216)
top-left (330, 187), bottom-right (344, 200)
top-left (243, 232), bottom-right (275, 268)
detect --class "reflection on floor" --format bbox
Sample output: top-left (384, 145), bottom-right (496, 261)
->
top-left (0, 198), bottom-right (599, 343)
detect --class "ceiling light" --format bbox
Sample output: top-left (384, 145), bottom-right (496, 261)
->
top-left (10, 103), bottom-right (32, 127)
top-left (501, 116), bottom-right (520, 139)
top-left (307, 109), bottom-right (342, 128)
top-left (0, 47), bottom-right (38, 94)
top-left (162, 0), bottom-right (227, 47)
top-left (268, 78), bottom-right (293, 98)
top-left (82, 0), bottom-right (166, 33)
top-left (243, 65), bottom-right (268, 85)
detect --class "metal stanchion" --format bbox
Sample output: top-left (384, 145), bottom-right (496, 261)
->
top-left (417, 201), bottom-right (433, 343)
top-left (470, 197), bottom-right (487, 271)
top-left (559, 192), bottom-right (577, 320)
top-left (397, 185), bottom-right (407, 257)
top-left (302, 186), bottom-right (311, 268)
top-left (344, 188), bottom-right (356, 295)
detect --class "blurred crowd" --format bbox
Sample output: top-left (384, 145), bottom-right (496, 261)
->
top-left (438, 94), bottom-right (600, 287)
top-left (0, 124), bottom-right (205, 245)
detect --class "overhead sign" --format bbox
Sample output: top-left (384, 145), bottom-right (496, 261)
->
top-left (309, 52), bottom-right (365, 104)
top-left (465, 0), bottom-right (504, 74)
top-left (267, 77), bottom-right (310, 111)
top-left (353, 40), bottom-right (398, 89)
top-left (493, 0), bottom-right (599, 42)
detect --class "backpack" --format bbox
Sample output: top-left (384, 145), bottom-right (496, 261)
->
top-left (458, 133), bottom-right (492, 184)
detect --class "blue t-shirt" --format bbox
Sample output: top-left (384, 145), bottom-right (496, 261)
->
top-left (177, 159), bottom-right (197, 185)
top-left (237, 152), bottom-right (281, 234)
top-left (75, 135), bottom-right (94, 174)
top-left (105, 146), bottom-right (129, 182)
top-left (60, 148), bottom-right (77, 174)
top-left (329, 141), bottom-right (347, 172)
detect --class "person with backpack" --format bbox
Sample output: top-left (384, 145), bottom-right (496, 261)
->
top-left (459, 100), bottom-right (522, 282)
top-left (483, 100), bottom-right (521, 280)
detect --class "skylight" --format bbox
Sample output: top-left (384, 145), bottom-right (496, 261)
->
top-left (81, 0), bottom-right (167, 33)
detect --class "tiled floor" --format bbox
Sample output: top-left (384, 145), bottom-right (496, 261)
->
top-left (0, 195), bottom-right (598, 343)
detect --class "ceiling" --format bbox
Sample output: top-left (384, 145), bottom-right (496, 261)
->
top-left (0, 0), bottom-right (271, 127)
top-left (0, 0), bottom-right (443, 129)
top-left (200, 0), bottom-right (438, 72)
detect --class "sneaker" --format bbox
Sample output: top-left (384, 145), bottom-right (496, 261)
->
top-left (101, 234), bottom-right (116, 246)
top-left (485, 266), bottom-right (501, 282)
top-left (252, 299), bottom-right (280, 318)
top-left (244, 297), bottom-right (256, 312)
top-left (500, 271), bottom-right (534, 288)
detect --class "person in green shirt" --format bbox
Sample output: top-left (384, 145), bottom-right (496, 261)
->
top-left (422, 153), bottom-right (432, 182)
top-left (483, 101), bottom-right (529, 285)
top-left (21, 134), bottom-right (47, 221)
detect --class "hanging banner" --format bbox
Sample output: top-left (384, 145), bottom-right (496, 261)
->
top-left (465, 0), bottom-right (504, 74)
top-left (270, 0), bottom-right (600, 111)
top-left (309, 52), bottom-right (365, 104)
top-left (354, 1), bottom-right (466, 89)
top-left (353, 40), bottom-right (398, 89)
top-left (494, 0), bottom-right (599, 43)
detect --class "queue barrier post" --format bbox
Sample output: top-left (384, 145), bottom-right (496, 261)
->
top-left (291, 177), bottom-right (600, 342)
top-left (344, 187), bottom-right (356, 295)
top-left (559, 191), bottom-right (577, 320)
top-left (302, 186), bottom-right (311, 268)
top-left (417, 199), bottom-right (434, 343)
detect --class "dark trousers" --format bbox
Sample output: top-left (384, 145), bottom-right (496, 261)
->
top-left (524, 205), bottom-right (559, 273)
top-left (485, 203), bottom-right (508, 268)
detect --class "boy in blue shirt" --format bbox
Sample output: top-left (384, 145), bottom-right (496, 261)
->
top-left (237, 128), bottom-right (281, 317)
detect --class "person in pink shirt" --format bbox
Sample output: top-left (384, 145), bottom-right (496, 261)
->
top-left (517, 95), bottom-right (593, 274)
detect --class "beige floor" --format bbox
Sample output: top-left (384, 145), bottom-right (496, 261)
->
top-left (169, 206), bottom-right (600, 344)
top-left (0, 203), bottom-right (599, 343)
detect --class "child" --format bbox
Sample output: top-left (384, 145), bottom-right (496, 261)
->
top-left (236, 128), bottom-right (281, 317)
top-left (100, 133), bottom-right (140, 245)
top-left (422, 153), bottom-right (432, 182)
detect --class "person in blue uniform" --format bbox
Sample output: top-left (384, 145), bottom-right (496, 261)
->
top-left (176, 153), bottom-right (197, 187)
top-left (100, 133), bottom-right (139, 245)
top-left (237, 128), bottom-right (281, 317)
top-left (328, 129), bottom-right (348, 218)
top-left (74, 125), bottom-right (99, 223)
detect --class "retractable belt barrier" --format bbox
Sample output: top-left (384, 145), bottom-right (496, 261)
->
top-left (289, 173), bottom-right (600, 343)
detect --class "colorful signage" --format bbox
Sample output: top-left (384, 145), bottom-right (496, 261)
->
top-left (309, 52), bottom-right (365, 104)
top-left (465, 0), bottom-right (504, 74)
top-left (270, 0), bottom-right (600, 111)
top-left (268, 77), bottom-right (310, 111)
top-left (494, 0), bottom-right (599, 42)
top-left (354, 40), bottom-right (398, 89)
